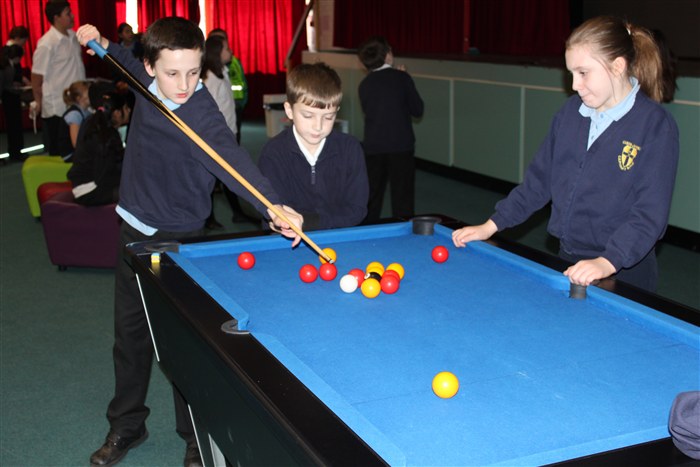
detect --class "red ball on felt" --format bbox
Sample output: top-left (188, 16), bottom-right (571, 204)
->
top-left (380, 275), bottom-right (400, 294)
top-left (348, 268), bottom-right (365, 286)
top-left (319, 263), bottom-right (338, 281)
top-left (237, 252), bottom-right (256, 270)
top-left (431, 245), bottom-right (449, 263)
top-left (299, 264), bottom-right (318, 283)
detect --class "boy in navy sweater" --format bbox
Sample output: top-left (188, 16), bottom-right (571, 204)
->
top-left (76, 18), bottom-right (303, 467)
top-left (259, 62), bottom-right (368, 230)
top-left (452, 16), bottom-right (679, 292)
top-left (358, 36), bottom-right (424, 223)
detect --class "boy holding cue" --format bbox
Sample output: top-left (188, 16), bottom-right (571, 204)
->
top-left (77, 18), bottom-right (303, 467)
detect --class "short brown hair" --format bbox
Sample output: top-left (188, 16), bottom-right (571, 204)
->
top-left (358, 36), bottom-right (391, 71)
top-left (142, 17), bottom-right (204, 67)
top-left (286, 62), bottom-right (342, 109)
top-left (8, 26), bottom-right (29, 40)
top-left (45, 1), bottom-right (70, 24)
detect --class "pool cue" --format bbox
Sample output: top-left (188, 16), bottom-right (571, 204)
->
top-left (86, 40), bottom-right (333, 264)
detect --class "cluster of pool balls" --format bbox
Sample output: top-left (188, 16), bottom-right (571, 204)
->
top-left (238, 245), bottom-right (450, 301)
top-left (294, 248), bottom-right (405, 299)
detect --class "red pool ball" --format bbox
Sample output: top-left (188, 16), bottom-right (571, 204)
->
top-left (319, 263), bottom-right (338, 281)
top-left (380, 275), bottom-right (400, 294)
top-left (299, 264), bottom-right (318, 283)
top-left (237, 252), bottom-right (255, 270)
top-left (348, 268), bottom-right (365, 286)
top-left (382, 269), bottom-right (401, 281)
top-left (432, 245), bottom-right (449, 263)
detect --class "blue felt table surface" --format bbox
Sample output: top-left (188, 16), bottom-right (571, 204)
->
top-left (170, 222), bottom-right (700, 466)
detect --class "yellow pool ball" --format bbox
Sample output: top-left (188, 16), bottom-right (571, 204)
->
top-left (360, 278), bottom-right (381, 299)
top-left (319, 247), bottom-right (337, 264)
top-left (432, 371), bottom-right (459, 399)
top-left (386, 262), bottom-right (405, 279)
top-left (365, 261), bottom-right (385, 275)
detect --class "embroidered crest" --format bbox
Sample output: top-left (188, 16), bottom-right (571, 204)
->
top-left (618, 141), bottom-right (641, 171)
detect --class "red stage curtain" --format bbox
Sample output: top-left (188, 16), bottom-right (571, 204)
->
top-left (139, 0), bottom-right (200, 30)
top-left (333, 0), bottom-right (466, 54)
top-left (333, 0), bottom-right (569, 57)
top-left (207, 0), bottom-right (292, 75)
top-left (116, 0), bottom-right (126, 28)
top-left (206, 0), bottom-right (295, 119)
top-left (470, 0), bottom-right (570, 56)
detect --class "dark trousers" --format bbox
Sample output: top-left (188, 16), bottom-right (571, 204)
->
top-left (108, 222), bottom-right (203, 442)
top-left (1, 92), bottom-right (24, 160)
top-left (75, 186), bottom-right (119, 206)
top-left (364, 151), bottom-right (415, 223)
top-left (559, 247), bottom-right (658, 292)
top-left (41, 116), bottom-right (62, 156)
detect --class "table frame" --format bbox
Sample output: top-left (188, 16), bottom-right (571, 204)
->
top-left (129, 215), bottom-right (700, 467)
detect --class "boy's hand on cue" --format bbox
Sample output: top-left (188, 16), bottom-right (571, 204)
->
top-left (268, 205), bottom-right (304, 247)
top-left (76, 24), bottom-right (108, 54)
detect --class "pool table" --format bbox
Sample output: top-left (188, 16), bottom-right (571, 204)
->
top-left (128, 216), bottom-right (700, 466)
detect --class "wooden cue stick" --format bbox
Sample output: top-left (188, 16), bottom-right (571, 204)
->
top-left (87, 40), bottom-right (332, 263)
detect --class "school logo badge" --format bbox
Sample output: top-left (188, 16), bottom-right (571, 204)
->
top-left (618, 141), bottom-right (640, 171)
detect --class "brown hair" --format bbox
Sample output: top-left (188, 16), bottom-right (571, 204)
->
top-left (62, 80), bottom-right (90, 106)
top-left (358, 36), bottom-right (391, 71)
top-left (201, 35), bottom-right (225, 80)
top-left (286, 62), bottom-right (342, 109)
top-left (8, 26), bottom-right (29, 40)
top-left (566, 16), bottom-right (672, 103)
top-left (141, 17), bottom-right (204, 68)
top-left (45, 1), bottom-right (70, 24)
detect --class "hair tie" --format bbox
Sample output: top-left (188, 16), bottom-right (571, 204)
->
top-left (626, 27), bottom-right (631, 35)
top-left (97, 106), bottom-right (105, 112)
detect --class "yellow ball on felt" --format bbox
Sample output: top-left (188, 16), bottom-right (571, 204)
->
top-left (360, 278), bottom-right (381, 298)
top-left (432, 371), bottom-right (459, 399)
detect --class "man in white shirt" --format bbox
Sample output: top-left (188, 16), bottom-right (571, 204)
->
top-left (31, 1), bottom-right (86, 156)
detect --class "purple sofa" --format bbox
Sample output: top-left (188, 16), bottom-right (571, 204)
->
top-left (40, 190), bottom-right (121, 270)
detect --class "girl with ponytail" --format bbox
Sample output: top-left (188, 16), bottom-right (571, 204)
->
top-left (68, 88), bottom-right (132, 206)
top-left (452, 16), bottom-right (680, 292)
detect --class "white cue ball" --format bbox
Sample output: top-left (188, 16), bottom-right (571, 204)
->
top-left (339, 274), bottom-right (358, 293)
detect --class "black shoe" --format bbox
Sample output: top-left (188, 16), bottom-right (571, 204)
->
top-left (89, 430), bottom-right (148, 466)
top-left (184, 441), bottom-right (203, 467)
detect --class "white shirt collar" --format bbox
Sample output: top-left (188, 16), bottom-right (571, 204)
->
top-left (372, 63), bottom-right (392, 72)
top-left (147, 79), bottom-right (203, 111)
top-left (292, 125), bottom-right (326, 166)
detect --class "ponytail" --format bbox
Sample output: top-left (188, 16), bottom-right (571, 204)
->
top-left (627, 23), bottom-right (665, 103)
top-left (82, 92), bottom-right (127, 143)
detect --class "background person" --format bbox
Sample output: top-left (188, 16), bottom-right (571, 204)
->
top-left (357, 36), bottom-right (424, 224)
top-left (31, 0), bottom-right (86, 156)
